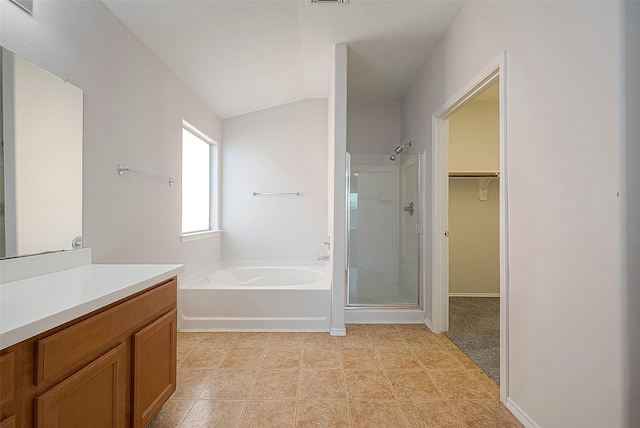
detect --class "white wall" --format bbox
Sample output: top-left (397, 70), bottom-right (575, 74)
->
top-left (0, 50), bottom-right (5, 258)
top-left (0, 153), bottom-right (4, 257)
top-left (347, 99), bottom-right (401, 154)
top-left (1, 0), bottom-right (222, 276)
top-left (402, 1), bottom-right (629, 427)
top-left (330, 43), bottom-right (347, 335)
top-left (624, 2), bottom-right (640, 426)
top-left (221, 99), bottom-right (328, 262)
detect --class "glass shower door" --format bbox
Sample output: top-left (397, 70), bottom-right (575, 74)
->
top-left (346, 152), bottom-right (421, 307)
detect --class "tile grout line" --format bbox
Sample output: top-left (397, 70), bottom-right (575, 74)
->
top-left (415, 334), bottom-right (496, 427)
top-left (238, 333), bottom-right (268, 426)
top-left (178, 334), bottom-right (219, 427)
top-left (398, 334), bottom-right (443, 427)
top-left (175, 399), bottom-right (199, 428)
top-left (337, 335), bottom-right (355, 428)
top-left (211, 336), bottom-right (237, 426)
top-left (293, 338), bottom-right (305, 428)
top-left (380, 348), bottom-right (412, 427)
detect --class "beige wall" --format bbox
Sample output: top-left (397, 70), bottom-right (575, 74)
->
top-left (448, 96), bottom-right (499, 295)
top-left (449, 99), bottom-right (499, 172)
top-left (448, 179), bottom-right (499, 294)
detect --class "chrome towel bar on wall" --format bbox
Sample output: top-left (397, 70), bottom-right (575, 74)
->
top-left (252, 192), bottom-right (300, 196)
top-left (117, 164), bottom-right (178, 186)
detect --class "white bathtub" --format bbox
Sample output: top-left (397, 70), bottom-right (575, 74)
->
top-left (178, 264), bottom-right (331, 331)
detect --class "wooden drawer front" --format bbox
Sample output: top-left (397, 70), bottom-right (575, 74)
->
top-left (35, 343), bottom-right (126, 428)
top-left (0, 415), bottom-right (15, 428)
top-left (0, 352), bottom-right (15, 406)
top-left (36, 278), bottom-right (177, 386)
top-left (132, 310), bottom-right (177, 428)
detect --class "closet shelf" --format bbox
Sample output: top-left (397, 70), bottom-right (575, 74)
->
top-left (449, 171), bottom-right (499, 178)
top-left (449, 171), bottom-right (499, 201)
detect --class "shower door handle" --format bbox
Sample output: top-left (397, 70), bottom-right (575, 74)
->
top-left (403, 202), bottom-right (415, 216)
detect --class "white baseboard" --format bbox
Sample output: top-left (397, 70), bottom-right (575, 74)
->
top-left (505, 398), bottom-right (540, 428)
top-left (424, 318), bottom-right (436, 333)
top-left (330, 327), bottom-right (347, 337)
top-left (449, 293), bottom-right (500, 298)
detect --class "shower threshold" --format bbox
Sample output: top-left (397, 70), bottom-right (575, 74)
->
top-left (344, 306), bottom-right (425, 324)
top-left (346, 304), bottom-right (421, 309)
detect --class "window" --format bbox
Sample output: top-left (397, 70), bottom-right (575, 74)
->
top-left (181, 123), bottom-right (218, 237)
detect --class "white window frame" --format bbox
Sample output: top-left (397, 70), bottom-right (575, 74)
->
top-left (180, 121), bottom-right (220, 242)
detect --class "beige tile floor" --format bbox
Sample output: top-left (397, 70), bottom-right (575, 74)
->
top-left (149, 324), bottom-right (523, 427)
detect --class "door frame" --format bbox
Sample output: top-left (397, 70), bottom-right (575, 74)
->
top-left (431, 52), bottom-right (509, 401)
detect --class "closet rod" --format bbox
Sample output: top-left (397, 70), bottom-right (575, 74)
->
top-left (449, 171), bottom-right (499, 178)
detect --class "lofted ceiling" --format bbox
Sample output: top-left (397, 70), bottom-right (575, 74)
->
top-left (103, 0), bottom-right (465, 119)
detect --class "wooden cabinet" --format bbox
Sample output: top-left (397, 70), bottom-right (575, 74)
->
top-left (0, 346), bottom-right (20, 428)
top-left (0, 277), bottom-right (177, 428)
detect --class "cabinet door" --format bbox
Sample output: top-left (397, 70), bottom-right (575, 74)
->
top-left (35, 343), bottom-right (126, 428)
top-left (132, 310), bottom-right (177, 428)
top-left (0, 415), bottom-right (16, 428)
top-left (0, 350), bottom-right (17, 407)
top-left (1, 347), bottom-right (20, 425)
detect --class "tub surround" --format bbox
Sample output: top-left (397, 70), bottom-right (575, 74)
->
top-left (0, 249), bottom-right (184, 348)
top-left (179, 263), bottom-right (331, 332)
top-left (205, 265), bottom-right (325, 288)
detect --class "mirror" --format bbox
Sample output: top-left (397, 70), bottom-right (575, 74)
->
top-left (1, 47), bottom-right (83, 259)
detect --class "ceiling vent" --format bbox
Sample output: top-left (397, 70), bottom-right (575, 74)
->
top-left (310, 0), bottom-right (348, 4)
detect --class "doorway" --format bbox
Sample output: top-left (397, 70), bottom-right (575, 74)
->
top-left (431, 53), bottom-right (508, 400)
top-left (445, 81), bottom-right (500, 383)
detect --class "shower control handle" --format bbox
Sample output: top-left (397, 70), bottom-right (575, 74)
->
top-left (323, 236), bottom-right (331, 251)
top-left (403, 202), bottom-right (415, 216)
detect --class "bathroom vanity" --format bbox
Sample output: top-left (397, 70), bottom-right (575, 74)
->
top-left (0, 250), bottom-right (183, 428)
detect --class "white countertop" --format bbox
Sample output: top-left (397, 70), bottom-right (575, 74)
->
top-left (0, 263), bottom-right (183, 349)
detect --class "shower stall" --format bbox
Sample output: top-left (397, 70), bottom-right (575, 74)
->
top-left (346, 149), bottom-right (422, 308)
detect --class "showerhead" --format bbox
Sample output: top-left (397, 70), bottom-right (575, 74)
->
top-left (389, 141), bottom-right (412, 161)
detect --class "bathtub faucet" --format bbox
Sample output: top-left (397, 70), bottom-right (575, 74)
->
top-left (317, 255), bottom-right (330, 261)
